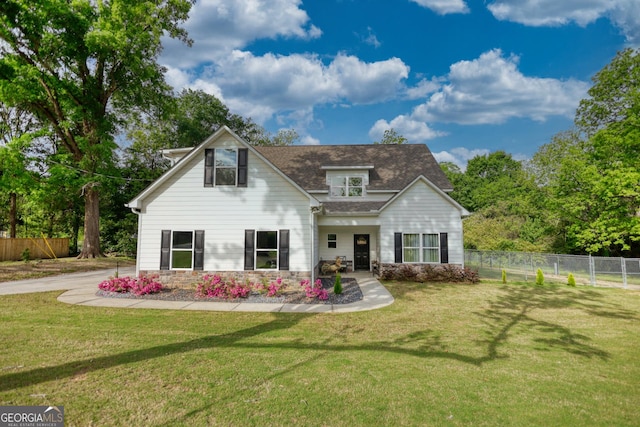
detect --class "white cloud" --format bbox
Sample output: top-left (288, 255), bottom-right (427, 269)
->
top-left (404, 77), bottom-right (441, 100)
top-left (410, 0), bottom-right (470, 15)
top-left (160, 0), bottom-right (321, 68)
top-left (487, 0), bottom-right (640, 44)
top-left (328, 55), bottom-right (409, 104)
top-left (358, 27), bottom-right (381, 48)
top-left (433, 147), bottom-right (491, 170)
top-left (369, 116), bottom-right (446, 142)
top-left (301, 135), bottom-right (321, 145)
top-left (412, 49), bottom-right (589, 125)
top-left (179, 51), bottom-right (409, 123)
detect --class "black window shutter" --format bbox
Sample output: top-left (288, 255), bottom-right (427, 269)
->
top-left (244, 229), bottom-right (255, 270)
top-left (279, 229), bottom-right (290, 271)
top-left (237, 148), bottom-right (248, 187)
top-left (394, 232), bottom-right (403, 263)
top-left (160, 230), bottom-right (171, 270)
top-left (204, 149), bottom-right (214, 187)
top-left (440, 233), bottom-right (449, 264)
top-left (194, 230), bottom-right (205, 270)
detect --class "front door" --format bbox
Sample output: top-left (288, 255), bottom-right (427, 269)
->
top-left (353, 234), bottom-right (370, 270)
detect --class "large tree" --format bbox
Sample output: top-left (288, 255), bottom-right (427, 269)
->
top-left (530, 49), bottom-right (640, 256)
top-left (0, 0), bottom-right (193, 257)
top-left (575, 48), bottom-right (640, 136)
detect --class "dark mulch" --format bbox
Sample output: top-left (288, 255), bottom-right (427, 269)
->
top-left (96, 277), bottom-right (363, 305)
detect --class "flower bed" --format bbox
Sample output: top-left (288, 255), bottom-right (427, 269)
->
top-left (97, 276), bottom-right (363, 305)
top-left (98, 275), bottom-right (164, 295)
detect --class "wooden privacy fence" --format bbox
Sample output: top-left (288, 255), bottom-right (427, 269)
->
top-left (0, 238), bottom-right (69, 261)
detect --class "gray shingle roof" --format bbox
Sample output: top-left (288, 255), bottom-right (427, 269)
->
top-left (254, 144), bottom-right (452, 192)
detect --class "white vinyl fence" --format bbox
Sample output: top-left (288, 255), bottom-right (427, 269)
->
top-left (465, 250), bottom-right (640, 289)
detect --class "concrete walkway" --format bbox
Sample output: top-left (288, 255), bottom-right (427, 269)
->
top-left (0, 268), bottom-right (394, 313)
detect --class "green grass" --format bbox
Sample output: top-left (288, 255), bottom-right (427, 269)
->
top-left (1, 281), bottom-right (639, 426)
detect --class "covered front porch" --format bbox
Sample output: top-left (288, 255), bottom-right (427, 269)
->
top-left (317, 225), bottom-right (380, 273)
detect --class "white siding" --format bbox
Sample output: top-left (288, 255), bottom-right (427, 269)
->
top-left (378, 179), bottom-right (464, 265)
top-left (136, 135), bottom-right (312, 272)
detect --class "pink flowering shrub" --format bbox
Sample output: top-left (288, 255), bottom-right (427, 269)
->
top-left (196, 274), bottom-right (252, 299)
top-left (300, 279), bottom-right (328, 300)
top-left (98, 275), bottom-right (163, 295)
top-left (266, 277), bottom-right (286, 296)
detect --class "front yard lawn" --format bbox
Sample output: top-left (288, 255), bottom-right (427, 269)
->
top-left (0, 280), bottom-right (638, 426)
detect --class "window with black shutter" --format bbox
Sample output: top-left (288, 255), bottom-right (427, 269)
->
top-left (440, 233), bottom-right (448, 264)
top-left (237, 148), bottom-right (248, 187)
top-left (160, 230), bottom-right (171, 270)
top-left (279, 229), bottom-right (289, 270)
top-left (244, 229), bottom-right (255, 270)
top-left (194, 230), bottom-right (205, 270)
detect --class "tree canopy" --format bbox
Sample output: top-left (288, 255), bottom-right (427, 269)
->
top-left (0, 0), bottom-right (194, 257)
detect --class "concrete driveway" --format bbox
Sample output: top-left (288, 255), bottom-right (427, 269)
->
top-left (0, 267), bottom-right (136, 295)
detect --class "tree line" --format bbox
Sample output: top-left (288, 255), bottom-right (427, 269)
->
top-left (0, 1), bottom-right (637, 258)
top-left (443, 48), bottom-right (639, 257)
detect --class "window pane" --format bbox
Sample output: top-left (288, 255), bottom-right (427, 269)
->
top-left (423, 234), bottom-right (438, 248)
top-left (423, 248), bottom-right (439, 263)
top-left (330, 186), bottom-right (346, 197)
top-left (215, 168), bottom-right (236, 185)
top-left (349, 177), bottom-right (362, 186)
top-left (256, 231), bottom-right (277, 249)
top-left (172, 250), bottom-right (192, 268)
top-left (404, 248), bottom-right (419, 262)
top-left (349, 186), bottom-right (362, 196)
top-left (328, 234), bottom-right (336, 241)
top-left (215, 149), bottom-right (236, 166)
top-left (403, 234), bottom-right (419, 248)
top-left (256, 250), bottom-right (278, 269)
top-left (172, 231), bottom-right (193, 249)
top-left (332, 177), bottom-right (346, 186)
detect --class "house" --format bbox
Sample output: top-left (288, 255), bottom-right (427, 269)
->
top-left (126, 126), bottom-right (469, 285)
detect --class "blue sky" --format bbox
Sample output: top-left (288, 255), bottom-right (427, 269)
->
top-left (159, 0), bottom-right (638, 168)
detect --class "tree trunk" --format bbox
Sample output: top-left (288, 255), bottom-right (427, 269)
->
top-left (78, 185), bottom-right (103, 258)
top-left (9, 192), bottom-right (17, 238)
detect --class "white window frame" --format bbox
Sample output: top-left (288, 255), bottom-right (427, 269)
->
top-left (403, 233), bottom-right (440, 263)
top-left (330, 175), bottom-right (364, 198)
top-left (214, 148), bottom-right (238, 186)
top-left (171, 231), bottom-right (194, 269)
top-left (328, 233), bottom-right (337, 248)
top-left (255, 230), bottom-right (279, 270)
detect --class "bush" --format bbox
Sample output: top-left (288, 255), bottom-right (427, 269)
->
top-left (334, 272), bottom-right (343, 295)
top-left (98, 275), bottom-right (163, 295)
top-left (379, 263), bottom-right (479, 283)
top-left (195, 275), bottom-right (286, 299)
top-left (536, 268), bottom-right (545, 286)
top-left (300, 279), bottom-right (328, 300)
top-left (567, 273), bottom-right (576, 287)
top-left (196, 274), bottom-right (252, 299)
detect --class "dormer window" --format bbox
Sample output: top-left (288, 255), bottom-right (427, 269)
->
top-left (330, 176), bottom-right (364, 197)
top-left (322, 165), bottom-right (371, 198)
top-left (204, 148), bottom-right (248, 187)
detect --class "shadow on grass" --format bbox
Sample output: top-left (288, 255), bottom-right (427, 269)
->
top-left (475, 284), bottom-right (636, 362)
top-left (1, 283), bottom-right (633, 393)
